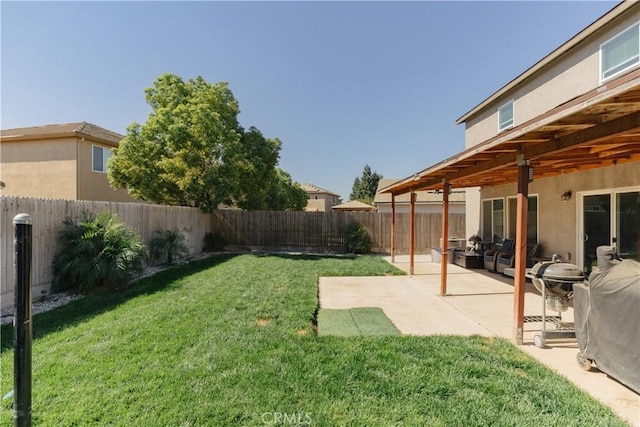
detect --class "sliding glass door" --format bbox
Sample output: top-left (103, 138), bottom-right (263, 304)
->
top-left (580, 189), bottom-right (639, 273)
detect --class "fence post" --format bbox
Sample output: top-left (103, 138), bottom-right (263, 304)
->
top-left (13, 213), bottom-right (33, 427)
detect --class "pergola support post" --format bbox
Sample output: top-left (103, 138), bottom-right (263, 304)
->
top-left (440, 181), bottom-right (450, 295)
top-left (409, 191), bottom-right (416, 276)
top-left (391, 194), bottom-right (396, 263)
top-left (513, 159), bottom-right (530, 344)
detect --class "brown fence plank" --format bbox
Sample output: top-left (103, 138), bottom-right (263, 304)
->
top-left (211, 210), bottom-right (465, 254)
top-left (1, 199), bottom-right (465, 311)
top-left (0, 196), bottom-right (212, 310)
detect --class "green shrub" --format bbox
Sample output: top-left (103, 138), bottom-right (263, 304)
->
top-left (203, 231), bottom-right (226, 252)
top-left (345, 221), bottom-right (373, 254)
top-left (51, 210), bottom-right (147, 293)
top-left (150, 228), bottom-right (190, 265)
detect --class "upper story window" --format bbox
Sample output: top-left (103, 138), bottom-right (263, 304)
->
top-left (92, 145), bottom-right (112, 173)
top-left (600, 22), bottom-right (639, 82)
top-left (498, 100), bottom-right (514, 131)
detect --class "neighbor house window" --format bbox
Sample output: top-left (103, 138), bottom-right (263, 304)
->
top-left (600, 22), bottom-right (639, 81)
top-left (92, 145), bottom-right (112, 173)
top-left (482, 198), bottom-right (504, 243)
top-left (498, 100), bottom-right (514, 131)
top-left (507, 195), bottom-right (538, 244)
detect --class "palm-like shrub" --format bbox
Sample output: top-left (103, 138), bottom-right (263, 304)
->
top-left (51, 211), bottom-right (147, 292)
top-left (345, 221), bottom-right (373, 254)
top-left (149, 228), bottom-right (189, 265)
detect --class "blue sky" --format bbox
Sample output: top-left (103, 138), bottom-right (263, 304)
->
top-left (1, 1), bottom-right (617, 201)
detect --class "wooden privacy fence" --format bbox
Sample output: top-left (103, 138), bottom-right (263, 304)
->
top-left (0, 198), bottom-right (465, 311)
top-left (211, 210), bottom-right (466, 254)
top-left (0, 196), bottom-right (211, 310)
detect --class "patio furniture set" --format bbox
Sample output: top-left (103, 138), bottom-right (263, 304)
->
top-left (444, 237), bottom-right (543, 274)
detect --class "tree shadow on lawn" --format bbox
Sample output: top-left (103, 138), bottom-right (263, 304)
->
top-left (0, 253), bottom-right (239, 353)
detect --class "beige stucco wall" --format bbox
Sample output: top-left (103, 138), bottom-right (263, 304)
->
top-left (465, 187), bottom-right (481, 237)
top-left (465, 11), bottom-right (639, 147)
top-left (77, 139), bottom-right (136, 202)
top-left (0, 137), bottom-right (78, 199)
top-left (305, 193), bottom-right (341, 212)
top-left (0, 136), bottom-right (136, 202)
top-left (480, 161), bottom-right (639, 264)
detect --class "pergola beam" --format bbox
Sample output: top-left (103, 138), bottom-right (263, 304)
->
top-left (440, 181), bottom-right (450, 296)
top-left (384, 109), bottom-right (640, 196)
top-left (513, 159), bottom-right (530, 344)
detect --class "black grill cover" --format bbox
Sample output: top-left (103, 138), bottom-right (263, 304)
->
top-left (573, 259), bottom-right (640, 393)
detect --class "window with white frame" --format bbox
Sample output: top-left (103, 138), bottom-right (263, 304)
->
top-left (482, 198), bottom-right (504, 243)
top-left (92, 145), bottom-right (112, 173)
top-left (600, 22), bottom-right (639, 82)
top-left (507, 195), bottom-right (538, 244)
top-left (498, 100), bottom-right (514, 131)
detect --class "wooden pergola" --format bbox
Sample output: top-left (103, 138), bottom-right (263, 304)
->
top-left (380, 70), bottom-right (640, 344)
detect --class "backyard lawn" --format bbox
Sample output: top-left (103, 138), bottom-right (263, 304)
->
top-left (0, 254), bottom-right (626, 426)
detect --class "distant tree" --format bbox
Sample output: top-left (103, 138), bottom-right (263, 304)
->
top-left (264, 169), bottom-right (308, 211)
top-left (349, 164), bottom-right (382, 205)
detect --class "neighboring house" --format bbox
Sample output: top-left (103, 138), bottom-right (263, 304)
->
top-left (331, 200), bottom-right (377, 212)
top-left (382, 1), bottom-right (640, 273)
top-left (302, 183), bottom-right (342, 212)
top-left (0, 122), bottom-right (135, 202)
top-left (374, 179), bottom-right (466, 214)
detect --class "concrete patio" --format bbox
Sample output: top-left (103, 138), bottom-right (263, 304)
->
top-left (318, 255), bottom-right (639, 425)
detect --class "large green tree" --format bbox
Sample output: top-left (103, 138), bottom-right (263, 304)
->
top-left (109, 73), bottom-right (304, 211)
top-left (349, 164), bottom-right (382, 205)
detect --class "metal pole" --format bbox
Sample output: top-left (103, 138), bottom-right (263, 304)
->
top-left (14, 213), bottom-right (33, 427)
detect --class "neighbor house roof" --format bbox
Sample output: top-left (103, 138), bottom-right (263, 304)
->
top-left (301, 183), bottom-right (341, 197)
top-left (1, 122), bottom-right (124, 146)
top-left (456, 1), bottom-right (634, 124)
top-left (374, 179), bottom-right (465, 205)
top-left (331, 200), bottom-right (377, 211)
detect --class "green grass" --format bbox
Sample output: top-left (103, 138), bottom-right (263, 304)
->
top-left (318, 308), bottom-right (400, 336)
top-left (0, 254), bottom-right (627, 426)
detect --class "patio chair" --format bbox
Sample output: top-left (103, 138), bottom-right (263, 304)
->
top-left (484, 239), bottom-right (514, 272)
top-left (496, 243), bottom-right (541, 274)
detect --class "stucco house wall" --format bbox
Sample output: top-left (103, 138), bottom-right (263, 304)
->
top-left (302, 183), bottom-right (342, 212)
top-left (76, 139), bottom-right (133, 202)
top-left (464, 9), bottom-right (639, 147)
top-left (0, 137), bottom-right (78, 200)
top-left (460, 4), bottom-right (639, 268)
top-left (1, 122), bottom-right (136, 203)
top-left (480, 162), bottom-right (639, 263)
